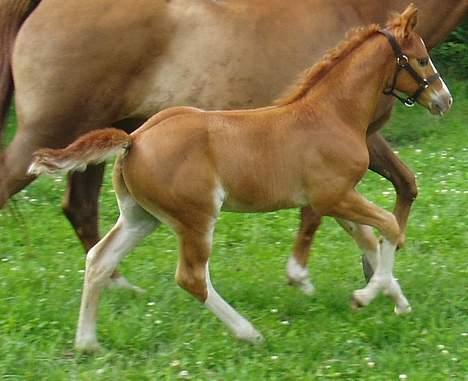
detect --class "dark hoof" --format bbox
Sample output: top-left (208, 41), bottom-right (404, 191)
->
top-left (361, 255), bottom-right (374, 283)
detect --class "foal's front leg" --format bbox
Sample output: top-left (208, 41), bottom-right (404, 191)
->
top-left (329, 190), bottom-right (411, 314)
top-left (287, 207), bottom-right (321, 295)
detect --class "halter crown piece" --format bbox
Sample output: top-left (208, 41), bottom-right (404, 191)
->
top-left (379, 29), bottom-right (440, 107)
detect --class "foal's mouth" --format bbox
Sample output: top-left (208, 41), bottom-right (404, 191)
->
top-left (429, 95), bottom-right (453, 116)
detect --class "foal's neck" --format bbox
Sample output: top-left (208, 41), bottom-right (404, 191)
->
top-left (296, 34), bottom-right (393, 136)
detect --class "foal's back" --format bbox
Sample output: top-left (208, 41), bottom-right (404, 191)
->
top-left (122, 106), bottom-right (367, 219)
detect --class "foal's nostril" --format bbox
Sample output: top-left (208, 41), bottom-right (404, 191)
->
top-left (433, 103), bottom-right (442, 112)
top-left (448, 96), bottom-right (453, 107)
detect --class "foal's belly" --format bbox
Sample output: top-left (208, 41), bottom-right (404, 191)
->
top-left (221, 189), bottom-right (309, 213)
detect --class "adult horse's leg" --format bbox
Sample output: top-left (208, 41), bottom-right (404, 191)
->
top-left (0, 128), bottom-right (47, 208)
top-left (367, 132), bottom-right (418, 247)
top-left (62, 164), bottom-right (105, 252)
top-left (75, 192), bottom-right (159, 352)
top-left (329, 190), bottom-right (411, 315)
top-left (175, 225), bottom-right (263, 344)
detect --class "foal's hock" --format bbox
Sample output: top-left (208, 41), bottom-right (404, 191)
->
top-left (29, 4), bottom-right (451, 351)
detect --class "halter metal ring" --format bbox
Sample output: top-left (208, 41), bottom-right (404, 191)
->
top-left (397, 54), bottom-right (409, 67)
top-left (404, 98), bottom-right (415, 107)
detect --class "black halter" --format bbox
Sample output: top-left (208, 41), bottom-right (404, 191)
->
top-left (379, 29), bottom-right (440, 107)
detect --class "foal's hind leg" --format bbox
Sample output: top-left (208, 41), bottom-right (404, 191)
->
top-left (62, 164), bottom-right (139, 292)
top-left (175, 226), bottom-right (263, 344)
top-left (75, 196), bottom-right (159, 352)
top-left (329, 190), bottom-right (411, 314)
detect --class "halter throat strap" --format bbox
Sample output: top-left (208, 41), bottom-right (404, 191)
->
top-left (379, 29), bottom-right (440, 107)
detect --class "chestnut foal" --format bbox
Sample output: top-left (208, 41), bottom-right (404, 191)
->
top-left (29, 6), bottom-right (451, 350)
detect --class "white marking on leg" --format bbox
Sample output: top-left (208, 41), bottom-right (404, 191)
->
top-left (75, 201), bottom-right (158, 351)
top-left (287, 256), bottom-right (315, 295)
top-left (204, 264), bottom-right (263, 344)
top-left (352, 239), bottom-right (410, 312)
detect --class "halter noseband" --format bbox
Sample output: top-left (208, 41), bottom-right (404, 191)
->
top-left (379, 29), bottom-right (440, 107)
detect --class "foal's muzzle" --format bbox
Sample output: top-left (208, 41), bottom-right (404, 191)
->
top-left (430, 93), bottom-right (453, 116)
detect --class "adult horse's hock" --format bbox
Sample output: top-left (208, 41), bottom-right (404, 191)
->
top-left (30, 6), bottom-right (452, 350)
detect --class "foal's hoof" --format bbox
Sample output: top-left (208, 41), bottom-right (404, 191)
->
top-left (248, 332), bottom-right (265, 345)
top-left (75, 340), bottom-right (102, 354)
top-left (394, 303), bottom-right (412, 316)
top-left (109, 276), bottom-right (146, 294)
top-left (351, 290), bottom-right (370, 310)
top-left (235, 327), bottom-right (265, 345)
top-left (288, 278), bottom-right (315, 296)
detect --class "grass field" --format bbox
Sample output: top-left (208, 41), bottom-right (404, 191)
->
top-left (0, 82), bottom-right (467, 380)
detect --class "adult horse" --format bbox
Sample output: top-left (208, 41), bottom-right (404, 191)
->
top-left (29, 5), bottom-right (452, 350)
top-left (0, 0), bottom-right (466, 289)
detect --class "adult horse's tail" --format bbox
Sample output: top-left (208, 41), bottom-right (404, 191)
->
top-left (28, 129), bottom-right (132, 175)
top-left (0, 0), bottom-right (40, 145)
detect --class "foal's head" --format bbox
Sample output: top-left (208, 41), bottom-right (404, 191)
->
top-left (383, 4), bottom-right (452, 115)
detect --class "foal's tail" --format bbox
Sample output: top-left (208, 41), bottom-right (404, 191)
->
top-left (28, 128), bottom-right (132, 176)
top-left (0, 0), bottom-right (40, 147)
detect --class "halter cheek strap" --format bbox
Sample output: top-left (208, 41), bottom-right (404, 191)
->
top-left (379, 29), bottom-right (440, 107)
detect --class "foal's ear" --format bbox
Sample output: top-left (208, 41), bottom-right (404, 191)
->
top-left (400, 3), bottom-right (418, 38)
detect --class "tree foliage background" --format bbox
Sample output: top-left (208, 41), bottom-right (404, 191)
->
top-left (432, 21), bottom-right (468, 80)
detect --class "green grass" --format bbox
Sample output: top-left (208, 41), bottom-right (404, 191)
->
top-left (1, 84), bottom-right (467, 380)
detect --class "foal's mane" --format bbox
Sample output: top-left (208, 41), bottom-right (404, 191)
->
top-left (274, 7), bottom-right (413, 106)
top-left (274, 24), bottom-right (381, 106)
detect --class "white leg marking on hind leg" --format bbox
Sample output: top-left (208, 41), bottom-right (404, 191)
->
top-left (287, 256), bottom-right (315, 295)
top-left (75, 206), bottom-right (157, 351)
top-left (204, 263), bottom-right (263, 344)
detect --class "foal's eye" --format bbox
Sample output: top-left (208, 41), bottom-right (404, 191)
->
top-left (417, 57), bottom-right (429, 67)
